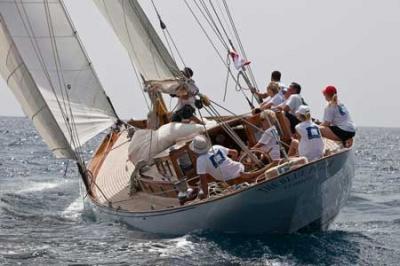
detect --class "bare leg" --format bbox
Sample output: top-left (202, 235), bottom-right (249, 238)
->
top-left (288, 139), bottom-right (299, 157)
top-left (283, 115), bottom-right (294, 138)
top-left (199, 174), bottom-right (211, 199)
top-left (320, 126), bottom-right (341, 141)
top-left (344, 138), bottom-right (354, 148)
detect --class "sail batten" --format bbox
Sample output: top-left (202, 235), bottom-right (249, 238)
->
top-left (94, 0), bottom-right (182, 81)
top-left (0, 0), bottom-right (118, 159)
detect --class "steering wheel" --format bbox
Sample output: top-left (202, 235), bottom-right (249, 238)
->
top-left (239, 148), bottom-right (272, 172)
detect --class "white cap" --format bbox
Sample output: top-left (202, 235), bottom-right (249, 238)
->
top-left (295, 105), bottom-right (311, 116)
top-left (189, 135), bottom-right (211, 154)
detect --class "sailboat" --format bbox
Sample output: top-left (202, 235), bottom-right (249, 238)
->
top-left (0, 0), bottom-right (354, 235)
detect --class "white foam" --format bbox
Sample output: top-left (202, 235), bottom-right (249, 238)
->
top-left (18, 182), bottom-right (60, 193)
top-left (157, 236), bottom-right (195, 257)
top-left (129, 235), bottom-right (195, 257)
top-left (62, 197), bottom-right (84, 220)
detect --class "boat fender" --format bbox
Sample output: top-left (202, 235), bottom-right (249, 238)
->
top-left (264, 163), bottom-right (289, 180)
top-left (264, 157), bottom-right (308, 180)
top-left (288, 157), bottom-right (308, 170)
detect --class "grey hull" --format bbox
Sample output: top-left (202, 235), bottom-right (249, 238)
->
top-left (88, 149), bottom-right (354, 235)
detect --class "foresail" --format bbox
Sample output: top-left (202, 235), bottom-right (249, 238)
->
top-left (0, 19), bottom-right (74, 158)
top-left (93, 0), bottom-right (181, 81)
top-left (0, 1), bottom-right (118, 159)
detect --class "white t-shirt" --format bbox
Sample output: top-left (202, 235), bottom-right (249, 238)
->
top-left (295, 121), bottom-right (324, 162)
top-left (196, 145), bottom-right (244, 181)
top-left (323, 103), bottom-right (356, 132)
top-left (176, 80), bottom-right (199, 110)
top-left (286, 94), bottom-right (303, 114)
top-left (273, 93), bottom-right (284, 106)
top-left (257, 126), bottom-right (280, 160)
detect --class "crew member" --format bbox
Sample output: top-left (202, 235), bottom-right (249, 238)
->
top-left (319, 85), bottom-right (356, 147)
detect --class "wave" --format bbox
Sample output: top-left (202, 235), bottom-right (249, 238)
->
top-left (61, 197), bottom-right (84, 221)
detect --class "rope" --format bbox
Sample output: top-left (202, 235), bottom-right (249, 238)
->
top-left (222, 0), bottom-right (259, 91)
top-left (203, 104), bottom-right (263, 167)
top-left (118, 0), bottom-right (151, 110)
top-left (183, 0), bottom-right (260, 109)
top-left (184, 0), bottom-right (227, 64)
top-left (45, 1), bottom-right (86, 165)
top-left (15, 1), bottom-right (83, 163)
top-left (223, 54), bottom-right (231, 102)
top-left (209, 99), bottom-right (290, 149)
top-left (193, 0), bottom-right (229, 51)
top-left (151, 0), bottom-right (187, 67)
top-left (208, 0), bottom-right (232, 45)
top-left (197, 108), bottom-right (229, 187)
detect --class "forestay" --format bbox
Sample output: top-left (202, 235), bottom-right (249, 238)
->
top-left (0, 1), bottom-right (118, 159)
top-left (93, 0), bottom-right (181, 82)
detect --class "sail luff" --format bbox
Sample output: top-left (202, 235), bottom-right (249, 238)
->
top-left (126, 0), bottom-right (180, 78)
top-left (59, 0), bottom-right (119, 119)
top-left (93, 0), bottom-right (182, 82)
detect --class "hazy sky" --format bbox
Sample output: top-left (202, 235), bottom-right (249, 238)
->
top-left (1, 0), bottom-right (400, 127)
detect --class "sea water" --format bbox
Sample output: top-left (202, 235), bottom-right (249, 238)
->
top-left (1, 117), bottom-right (399, 265)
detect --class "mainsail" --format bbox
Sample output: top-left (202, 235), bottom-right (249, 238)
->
top-left (93, 0), bottom-right (181, 81)
top-left (0, 1), bottom-right (118, 159)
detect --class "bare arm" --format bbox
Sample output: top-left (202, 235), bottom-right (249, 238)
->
top-left (260, 101), bottom-right (273, 110)
top-left (257, 91), bottom-right (268, 99)
top-left (320, 121), bottom-right (331, 127)
top-left (252, 143), bottom-right (263, 149)
top-left (275, 104), bottom-right (290, 112)
top-left (227, 149), bottom-right (239, 161)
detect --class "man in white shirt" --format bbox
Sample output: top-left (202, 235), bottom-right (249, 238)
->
top-left (288, 105), bottom-right (324, 162)
top-left (277, 82), bottom-right (306, 134)
top-left (190, 135), bottom-right (262, 199)
top-left (295, 106), bottom-right (324, 161)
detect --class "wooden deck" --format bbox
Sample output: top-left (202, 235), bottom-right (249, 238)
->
top-left (90, 130), bottom-right (181, 211)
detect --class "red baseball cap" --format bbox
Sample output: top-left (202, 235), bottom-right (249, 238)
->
top-left (322, 85), bottom-right (337, 96)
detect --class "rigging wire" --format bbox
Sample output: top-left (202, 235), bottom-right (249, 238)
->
top-left (202, 104), bottom-right (263, 167)
top-left (118, 1), bottom-right (151, 111)
top-left (196, 108), bottom-right (230, 187)
top-left (208, 0), bottom-right (232, 46)
top-left (184, 0), bottom-right (226, 61)
top-left (208, 99), bottom-right (290, 149)
top-left (215, 0), bottom-right (236, 43)
top-left (150, 0), bottom-right (187, 67)
top-left (222, 0), bottom-right (259, 90)
top-left (45, 0), bottom-right (86, 165)
top-left (15, 1), bottom-right (82, 162)
top-left (198, 0), bottom-right (229, 50)
top-left (183, 0), bottom-right (259, 109)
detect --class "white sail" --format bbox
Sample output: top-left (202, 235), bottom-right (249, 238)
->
top-left (93, 0), bottom-right (181, 81)
top-left (0, 1), bottom-right (118, 159)
top-left (0, 19), bottom-right (74, 158)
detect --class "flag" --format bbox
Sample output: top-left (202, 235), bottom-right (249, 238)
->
top-left (229, 50), bottom-right (251, 70)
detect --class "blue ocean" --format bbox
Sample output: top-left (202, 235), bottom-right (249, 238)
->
top-left (1, 117), bottom-right (399, 265)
